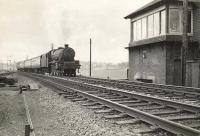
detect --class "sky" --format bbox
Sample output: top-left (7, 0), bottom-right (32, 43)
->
top-left (0, 0), bottom-right (153, 63)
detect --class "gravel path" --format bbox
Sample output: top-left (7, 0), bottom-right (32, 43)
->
top-left (16, 74), bottom-right (146, 136)
top-left (0, 88), bottom-right (26, 136)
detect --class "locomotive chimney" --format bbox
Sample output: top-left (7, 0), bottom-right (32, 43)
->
top-left (65, 44), bottom-right (69, 48)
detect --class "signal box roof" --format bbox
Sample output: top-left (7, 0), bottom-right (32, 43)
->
top-left (124, 0), bottom-right (200, 19)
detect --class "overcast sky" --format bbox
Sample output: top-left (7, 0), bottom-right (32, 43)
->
top-left (0, 0), bottom-right (153, 63)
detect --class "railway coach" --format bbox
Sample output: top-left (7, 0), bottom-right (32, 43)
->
top-left (16, 44), bottom-right (80, 76)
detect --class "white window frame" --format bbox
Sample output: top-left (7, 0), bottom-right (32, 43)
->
top-left (169, 8), bottom-right (182, 34)
top-left (160, 10), bottom-right (166, 35)
top-left (168, 7), bottom-right (193, 35)
top-left (132, 10), bottom-right (166, 41)
top-left (130, 3), bottom-right (194, 42)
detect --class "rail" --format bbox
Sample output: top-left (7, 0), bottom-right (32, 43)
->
top-left (21, 72), bottom-right (200, 136)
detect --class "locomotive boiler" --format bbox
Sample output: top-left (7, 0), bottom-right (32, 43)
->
top-left (50, 44), bottom-right (80, 76)
top-left (16, 44), bottom-right (80, 76)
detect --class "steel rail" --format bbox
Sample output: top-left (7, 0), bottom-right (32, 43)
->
top-left (27, 73), bottom-right (200, 113)
top-left (81, 77), bottom-right (200, 96)
top-left (75, 76), bottom-right (200, 95)
top-left (24, 73), bottom-right (200, 136)
top-left (51, 75), bottom-right (200, 113)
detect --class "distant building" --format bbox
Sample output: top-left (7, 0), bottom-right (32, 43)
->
top-left (0, 63), bottom-right (16, 71)
top-left (125, 0), bottom-right (200, 87)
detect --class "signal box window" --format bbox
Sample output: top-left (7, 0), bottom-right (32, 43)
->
top-left (160, 10), bottom-right (166, 34)
top-left (148, 14), bottom-right (154, 37)
top-left (133, 22), bottom-right (137, 41)
top-left (136, 20), bottom-right (142, 40)
top-left (169, 9), bottom-right (181, 33)
top-left (188, 11), bottom-right (192, 33)
top-left (153, 12), bottom-right (160, 36)
top-left (169, 9), bottom-right (192, 34)
top-left (142, 17), bottom-right (147, 39)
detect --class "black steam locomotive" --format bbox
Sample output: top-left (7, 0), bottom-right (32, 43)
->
top-left (17, 44), bottom-right (80, 76)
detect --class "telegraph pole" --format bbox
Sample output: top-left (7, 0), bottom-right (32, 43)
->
top-left (89, 38), bottom-right (92, 77)
top-left (181, 0), bottom-right (188, 86)
top-left (7, 57), bottom-right (8, 71)
top-left (7, 56), bottom-right (12, 72)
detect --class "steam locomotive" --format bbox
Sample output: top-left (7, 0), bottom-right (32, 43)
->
top-left (16, 44), bottom-right (80, 76)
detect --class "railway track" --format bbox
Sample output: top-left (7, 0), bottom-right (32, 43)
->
top-left (70, 76), bottom-right (200, 105)
top-left (21, 72), bottom-right (200, 136)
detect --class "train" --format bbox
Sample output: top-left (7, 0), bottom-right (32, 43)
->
top-left (16, 44), bottom-right (80, 76)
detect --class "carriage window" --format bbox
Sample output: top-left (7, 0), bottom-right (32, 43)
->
top-left (169, 9), bottom-right (181, 33)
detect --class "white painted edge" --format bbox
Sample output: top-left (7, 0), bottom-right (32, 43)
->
top-left (23, 93), bottom-right (36, 136)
